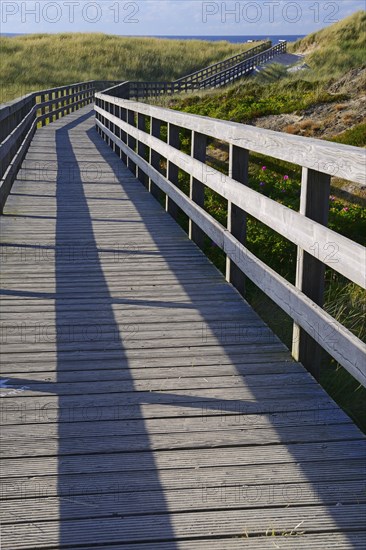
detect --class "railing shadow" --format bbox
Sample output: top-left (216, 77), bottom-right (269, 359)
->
top-left (54, 111), bottom-right (178, 546)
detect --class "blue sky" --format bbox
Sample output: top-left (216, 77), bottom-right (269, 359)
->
top-left (1, 1), bottom-right (364, 35)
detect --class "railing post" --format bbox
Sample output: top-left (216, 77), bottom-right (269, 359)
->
top-left (50, 91), bottom-right (54, 122)
top-left (66, 88), bottom-right (71, 114)
top-left (137, 113), bottom-right (148, 187)
top-left (40, 94), bottom-right (46, 126)
top-left (119, 107), bottom-right (128, 165)
top-left (55, 90), bottom-right (60, 119)
top-left (166, 123), bottom-right (180, 219)
top-left (72, 86), bottom-right (75, 112)
top-left (62, 89), bottom-right (66, 116)
top-left (60, 89), bottom-right (64, 117)
top-left (226, 144), bottom-right (249, 296)
top-left (189, 131), bottom-right (207, 250)
top-left (111, 104), bottom-right (117, 154)
top-left (292, 167), bottom-right (331, 379)
top-left (127, 110), bottom-right (137, 176)
top-left (150, 118), bottom-right (162, 200)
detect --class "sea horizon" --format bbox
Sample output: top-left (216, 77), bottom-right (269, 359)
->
top-left (1, 33), bottom-right (305, 43)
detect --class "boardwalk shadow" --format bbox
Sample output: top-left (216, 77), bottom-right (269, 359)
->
top-left (53, 112), bottom-right (178, 546)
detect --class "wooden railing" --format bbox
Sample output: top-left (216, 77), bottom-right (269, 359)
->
top-left (0, 80), bottom-right (125, 212)
top-left (104, 42), bottom-right (285, 100)
top-left (94, 92), bottom-right (366, 387)
top-left (174, 41), bottom-right (271, 87)
top-left (199, 41), bottom-right (287, 88)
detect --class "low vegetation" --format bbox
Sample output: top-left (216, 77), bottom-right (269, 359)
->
top-left (290, 10), bottom-right (366, 78)
top-left (330, 122), bottom-right (366, 147)
top-left (0, 33), bottom-right (254, 103)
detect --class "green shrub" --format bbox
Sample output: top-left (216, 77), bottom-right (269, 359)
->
top-left (330, 123), bottom-right (366, 147)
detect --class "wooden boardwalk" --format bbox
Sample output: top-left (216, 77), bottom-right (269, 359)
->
top-left (0, 105), bottom-right (365, 549)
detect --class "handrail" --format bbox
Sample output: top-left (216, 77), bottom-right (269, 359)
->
top-left (94, 92), bottom-right (366, 387)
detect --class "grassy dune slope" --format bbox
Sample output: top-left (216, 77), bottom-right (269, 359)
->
top-left (0, 33), bottom-right (253, 103)
top-left (161, 11), bottom-right (366, 136)
top-left (290, 10), bottom-right (366, 77)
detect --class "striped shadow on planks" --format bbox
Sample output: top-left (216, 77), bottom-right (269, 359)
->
top-left (0, 106), bottom-right (365, 549)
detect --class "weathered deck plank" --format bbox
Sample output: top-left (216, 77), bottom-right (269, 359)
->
top-left (0, 106), bottom-right (365, 549)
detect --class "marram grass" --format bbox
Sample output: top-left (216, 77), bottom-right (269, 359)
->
top-left (0, 33), bottom-right (257, 103)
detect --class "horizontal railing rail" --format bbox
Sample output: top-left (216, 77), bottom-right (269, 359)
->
top-left (95, 92), bottom-right (366, 387)
top-left (105, 42), bottom-right (286, 100)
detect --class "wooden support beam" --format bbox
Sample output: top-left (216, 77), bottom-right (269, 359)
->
top-left (137, 114), bottom-right (148, 188)
top-left (40, 94), bottom-right (46, 127)
top-left (119, 108), bottom-right (128, 165)
top-left (112, 104), bottom-right (120, 157)
top-left (226, 144), bottom-right (249, 296)
top-left (166, 123), bottom-right (180, 219)
top-left (56, 90), bottom-right (61, 120)
top-left (127, 111), bottom-right (137, 176)
top-left (189, 131), bottom-right (206, 250)
top-left (111, 104), bottom-right (117, 154)
top-left (292, 168), bottom-right (331, 379)
top-left (150, 118), bottom-right (163, 200)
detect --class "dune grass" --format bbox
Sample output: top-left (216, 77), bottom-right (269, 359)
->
top-left (330, 123), bottom-right (366, 147)
top-left (0, 33), bottom-right (255, 103)
top-left (290, 10), bottom-right (366, 78)
top-left (157, 10), bottom-right (366, 122)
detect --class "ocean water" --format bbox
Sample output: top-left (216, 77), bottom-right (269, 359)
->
top-left (155, 35), bottom-right (305, 43)
top-left (2, 33), bottom-right (304, 43)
